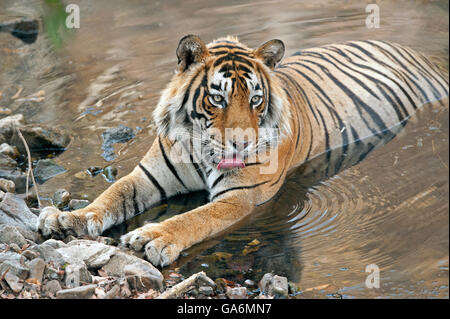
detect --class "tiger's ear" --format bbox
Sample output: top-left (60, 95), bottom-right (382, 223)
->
top-left (254, 39), bottom-right (285, 70)
top-left (176, 35), bottom-right (209, 72)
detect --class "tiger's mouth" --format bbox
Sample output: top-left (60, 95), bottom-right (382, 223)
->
top-left (217, 153), bottom-right (245, 170)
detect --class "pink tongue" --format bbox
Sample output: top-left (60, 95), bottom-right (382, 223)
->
top-left (217, 155), bottom-right (245, 170)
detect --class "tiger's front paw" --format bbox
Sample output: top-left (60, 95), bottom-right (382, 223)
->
top-left (37, 206), bottom-right (104, 238)
top-left (120, 223), bottom-right (183, 267)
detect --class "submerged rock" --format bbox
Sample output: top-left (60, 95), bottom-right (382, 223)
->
top-left (33, 159), bottom-right (66, 184)
top-left (68, 199), bottom-right (90, 210)
top-left (52, 189), bottom-right (71, 209)
top-left (101, 125), bottom-right (134, 161)
top-left (9, 125), bottom-right (70, 155)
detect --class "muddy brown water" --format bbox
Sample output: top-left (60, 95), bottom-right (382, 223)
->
top-left (0, 0), bottom-right (448, 298)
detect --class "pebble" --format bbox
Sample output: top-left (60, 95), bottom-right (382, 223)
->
top-left (56, 284), bottom-right (97, 299)
top-left (43, 280), bottom-right (62, 296)
top-left (4, 272), bottom-right (23, 293)
top-left (0, 224), bottom-right (27, 247)
top-left (226, 286), bottom-right (248, 299)
top-left (52, 189), bottom-right (71, 209)
top-left (102, 166), bottom-right (118, 182)
top-left (68, 199), bottom-right (90, 210)
top-left (199, 286), bottom-right (214, 296)
top-left (0, 178), bottom-right (15, 193)
top-left (64, 262), bottom-right (92, 288)
top-left (26, 258), bottom-right (46, 284)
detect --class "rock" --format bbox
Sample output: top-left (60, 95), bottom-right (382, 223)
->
top-left (0, 153), bottom-right (17, 170)
top-left (52, 189), bottom-right (70, 209)
top-left (9, 125), bottom-right (70, 155)
top-left (199, 286), bottom-right (214, 296)
top-left (42, 239), bottom-right (67, 249)
top-left (56, 240), bottom-right (116, 269)
top-left (7, 243), bottom-right (21, 253)
top-left (30, 242), bottom-right (66, 267)
top-left (0, 114), bottom-right (25, 143)
top-left (0, 170), bottom-right (28, 194)
top-left (64, 262), bottom-right (92, 288)
top-left (258, 273), bottom-right (288, 298)
top-left (102, 250), bottom-right (163, 291)
top-left (271, 275), bottom-right (289, 297)
top-left (56, 284), bottom-right (97, 299)
top-left (102, 166), bottom-right (118, 183)
top-left (101, 125), bottom-right (134, 161)
top-left (244, 279), bottom-right (255, 287)
top-left (0, 251), bottom-right (26, 264)
top-left (68, 199), bottom-right (90, 211)
top-left (0, 192), bottom-right (38, 231)
top-left (226, 286), bottom-right (247, 299)
top-left (33, 159), bottom-right (66, 184)
top-left (124, 261), bottom-right (164, 292)
top-left (0, 143), bottom-right (19, 159)
top-left (104, 284), bottom-right (120, 299)
top-left (26, 258), bottom-right (45, 283)
top-left (44, 265), bottom-right (63, 281)
top-left (4, 272), bottom-right (23, 293)
top-left (0, 178), bottom-right (15, 193)
top-left (22, 249), bottom-right (39, 260)
top-left (0, 260), bottom-right (29, 279)
top-left (43, 280), bottom-right (62, 295)
top-left (0, 225), bottom-right (27, 247)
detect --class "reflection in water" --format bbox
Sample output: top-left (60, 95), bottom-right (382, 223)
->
top-left (1, 0), bottom-right (448, 298)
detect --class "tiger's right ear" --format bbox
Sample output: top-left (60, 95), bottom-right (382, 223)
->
top-left (176, 35), bottom-right (209, 72)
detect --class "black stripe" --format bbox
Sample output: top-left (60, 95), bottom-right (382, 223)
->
top-left (211, 180), bottom-right (269, 201)
top-left (158, 137), bottom-right (188, 190)
top-left (211, 174), bottom-right (225, 189)
top-left (132, 183), bottom-right (140, 215)
top-left (189, 151), bottom-right (206, 186)
top-left (138, 163), bottom-right (167, 201)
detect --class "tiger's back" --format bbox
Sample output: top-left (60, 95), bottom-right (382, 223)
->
top-left (276, 40), bottom-right (449, 173)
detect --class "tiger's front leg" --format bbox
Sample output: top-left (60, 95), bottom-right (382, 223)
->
top-left (37, 137), bottom-right (201, 238)
top-left (121, 191), bottom-right (256, 267)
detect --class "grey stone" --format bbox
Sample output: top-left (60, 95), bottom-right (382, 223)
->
top-left (258, 273), bottom-right (288, 297)
top-left (0, 170), bottom-right (28, 193)
top-left (33, 159), bottom-right (66, 184)
top-left (0, 251), bottom-right (26, 264)
top-left (0, 115), bottom-right (25, 143)
top-left (30, 242), bottom-right (66, 266)
top-left (68, 199), bottom-right (90, 211)
top-left (64, 262), bottom-right (92, 288)
top-left (52, 189), bottom-right (71, 209)
top-left (57, 240), bottom-right (116, 269)
top-left (104, 284), bottom-right (120, 299)
top-left (226, 286), bottom-right (247, 299)
top-left (56, 284), bottom-right (97, 299)
top-left (199, 286), bottom-right (214, 296)
top-left (4, 271), bottom-right (23, 293)
top-left (0, 153), bottom-right (17, 170)
top-left (0, 143), bottom-right (19, 159)
top-left (42, 239), bottom-right (67, 249)
top-left (9, 125), bottom-right (70, 155)
top-left (22, 249), bottom-right (39, 260)
top-left (26, 257), bottom-right (45, 283)
top-left (0, 193), bottom-right (37, 231)
top-left (0, 178), bottom-right (15, 193)
top-left (43, 279), bottom-right (62, 295)
top-left (124, 261), bottom-right (164, 292)
top-left (0, 259), bottom-right (29, 279)
top-left (44, 265), bottom-right (62, 280)
top-left (271, 275), bottom-right (289, 297)
top-left (0, 224), bottom-right (27, 247)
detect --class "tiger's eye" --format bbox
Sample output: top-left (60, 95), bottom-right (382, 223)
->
top-left (213, 95), bottom-right (223, 103)
top-left (251, 95), bottom-right (262, 106)
top-left (209, 95), bottom-right (224, 106)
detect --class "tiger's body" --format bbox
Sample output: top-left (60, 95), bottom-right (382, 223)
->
top-left (38, 36), bottom-right (449, 267)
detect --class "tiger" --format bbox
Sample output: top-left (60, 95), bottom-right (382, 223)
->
top-left (37, 35), bottom-right (449, 267)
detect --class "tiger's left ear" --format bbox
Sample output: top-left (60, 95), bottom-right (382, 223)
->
top-left (254, 39), bottom-right (285, 70)
top-left (176, 35), bottom-right (209, 72)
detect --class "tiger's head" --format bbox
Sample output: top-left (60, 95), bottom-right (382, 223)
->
top-left (153, 35), bottom-right (291, 171)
